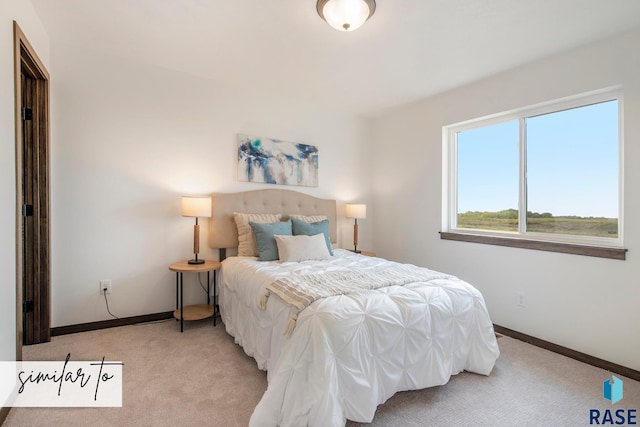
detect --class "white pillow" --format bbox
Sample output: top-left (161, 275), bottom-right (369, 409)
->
top-left (234, 212), bottom-right (282, 257)
top-left (289, 214), bottom-right (328, 223)
top-left (274, 234), bottom-right (331, 262)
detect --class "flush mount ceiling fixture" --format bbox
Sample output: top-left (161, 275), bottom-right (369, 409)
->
top-left (316, 0), bottom-right (376, 32)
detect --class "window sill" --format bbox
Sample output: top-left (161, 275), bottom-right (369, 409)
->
top-left (439, 232), bottom-right (627, 260)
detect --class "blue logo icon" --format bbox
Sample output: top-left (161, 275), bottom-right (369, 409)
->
top-left (603, 375), bottom-right (623, 404)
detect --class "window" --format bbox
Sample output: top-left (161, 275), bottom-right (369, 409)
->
top-left (444, 89), bottom-right (624, 258)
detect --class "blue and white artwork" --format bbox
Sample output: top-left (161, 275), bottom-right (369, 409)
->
top-left (237, 134), bottom-right (319, 187)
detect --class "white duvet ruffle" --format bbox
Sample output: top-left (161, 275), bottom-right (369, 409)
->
top-left (219, 249), bottom-right (500, 427)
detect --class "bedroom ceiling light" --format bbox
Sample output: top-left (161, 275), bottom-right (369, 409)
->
top-left (345, 203), bottom-right (366, 253)
top-left (316, 0), bottom-right (376, 32)
top-left (181, 196), bottom-right (212, 265)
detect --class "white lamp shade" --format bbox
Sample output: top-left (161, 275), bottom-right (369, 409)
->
top-left (318, 0), bottom-right (375, 32)
top-left (181, 196), bottom-right (212, 218)
top-left (345, 203), bottom-right (366, 219)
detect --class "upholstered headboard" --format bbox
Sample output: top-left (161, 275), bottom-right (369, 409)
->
top-left (209, 189), bottom-right (337, 251)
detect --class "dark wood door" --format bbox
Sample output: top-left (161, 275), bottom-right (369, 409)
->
top-left (21, 70), bottom-right (35, 345)
top-left (16, 23), bottom-right (51, 347)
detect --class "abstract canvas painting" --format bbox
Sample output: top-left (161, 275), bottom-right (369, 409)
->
top-left (237, 134), bottom-right (319, 187)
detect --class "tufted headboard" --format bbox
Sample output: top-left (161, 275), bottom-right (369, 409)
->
top-left (209, 189), bottom-right (337, 252)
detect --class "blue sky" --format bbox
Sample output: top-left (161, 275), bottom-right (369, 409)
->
top-left (457, 100), bottom-right (619, 218)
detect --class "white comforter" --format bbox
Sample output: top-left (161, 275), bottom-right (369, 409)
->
top-left (219, 249), bottom-right (499, 427)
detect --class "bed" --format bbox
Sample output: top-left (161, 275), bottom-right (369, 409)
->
top-left (209, 189), bottom-right (500, 427)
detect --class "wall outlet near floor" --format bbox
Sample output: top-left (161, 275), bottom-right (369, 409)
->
top-left (100, 280), bottom-right (112, 294)
top-left (516, 292), bottom-right (525, 308)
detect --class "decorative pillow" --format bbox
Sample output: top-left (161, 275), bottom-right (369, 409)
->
top-left (234, 212), bottom-right (282, 257)
top-left (289, 214), bottom-right (328, 223)
top-left (274, 234), bottom-right (331, 262)
top-left (249, 220), bottom-right (292, 261)
top-left (291, 218), bottom-right (333, 255)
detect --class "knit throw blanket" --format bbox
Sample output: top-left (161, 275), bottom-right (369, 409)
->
top-left (258, 263), bottom-right (453, 336)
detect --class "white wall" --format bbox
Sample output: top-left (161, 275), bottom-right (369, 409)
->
top-left (50, 42), bottom-right (373, 328)
top-left (0, 0), bottom-right (49, 366)
top-left (371, 28), bottom-right (640, 371)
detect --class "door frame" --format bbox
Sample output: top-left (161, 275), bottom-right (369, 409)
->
top-left (13, 21), bottom-right (51, 358)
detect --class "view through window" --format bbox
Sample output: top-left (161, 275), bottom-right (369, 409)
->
top-left (452, 94), bottom-right (620, 243)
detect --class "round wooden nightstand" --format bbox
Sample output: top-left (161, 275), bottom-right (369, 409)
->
top-left (169, 260), bottom-right (221, 332)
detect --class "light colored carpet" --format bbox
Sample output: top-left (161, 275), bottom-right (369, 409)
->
top-left (3, 319), bottom-right (639, 427)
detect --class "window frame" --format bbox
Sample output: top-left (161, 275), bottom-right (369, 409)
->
top-left (442, 87), bottom-right (626, 259)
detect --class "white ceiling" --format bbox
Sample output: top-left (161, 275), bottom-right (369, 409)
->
top-left (30, 0), bottom-right (640, 117)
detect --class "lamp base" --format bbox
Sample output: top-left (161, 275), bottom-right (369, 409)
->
top-left (188, 259), bottom-right (205, 265)
top-left (349, 249), bottom-right (361, 254)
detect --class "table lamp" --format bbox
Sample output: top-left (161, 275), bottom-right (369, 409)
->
top-left (345, 203), bottom-right (366, 253)
top-left (181, 195), bottom-right (212, 264)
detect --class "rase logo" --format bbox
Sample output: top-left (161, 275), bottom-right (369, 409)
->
top-left (604, 376), bottom-right (624, 405)
top-left (589, 375), bottom-right (637, 425)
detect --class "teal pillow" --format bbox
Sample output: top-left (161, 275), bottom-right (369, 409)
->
top-left (291, 218), bottom-right (333, 255)
top-left (249, 220), bottom-right (292, 261)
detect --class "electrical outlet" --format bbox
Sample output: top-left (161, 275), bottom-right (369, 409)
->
top-left (517, 292), bottom-right (525, 308)
top-left (100, 280), bottom-right (112, 294)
